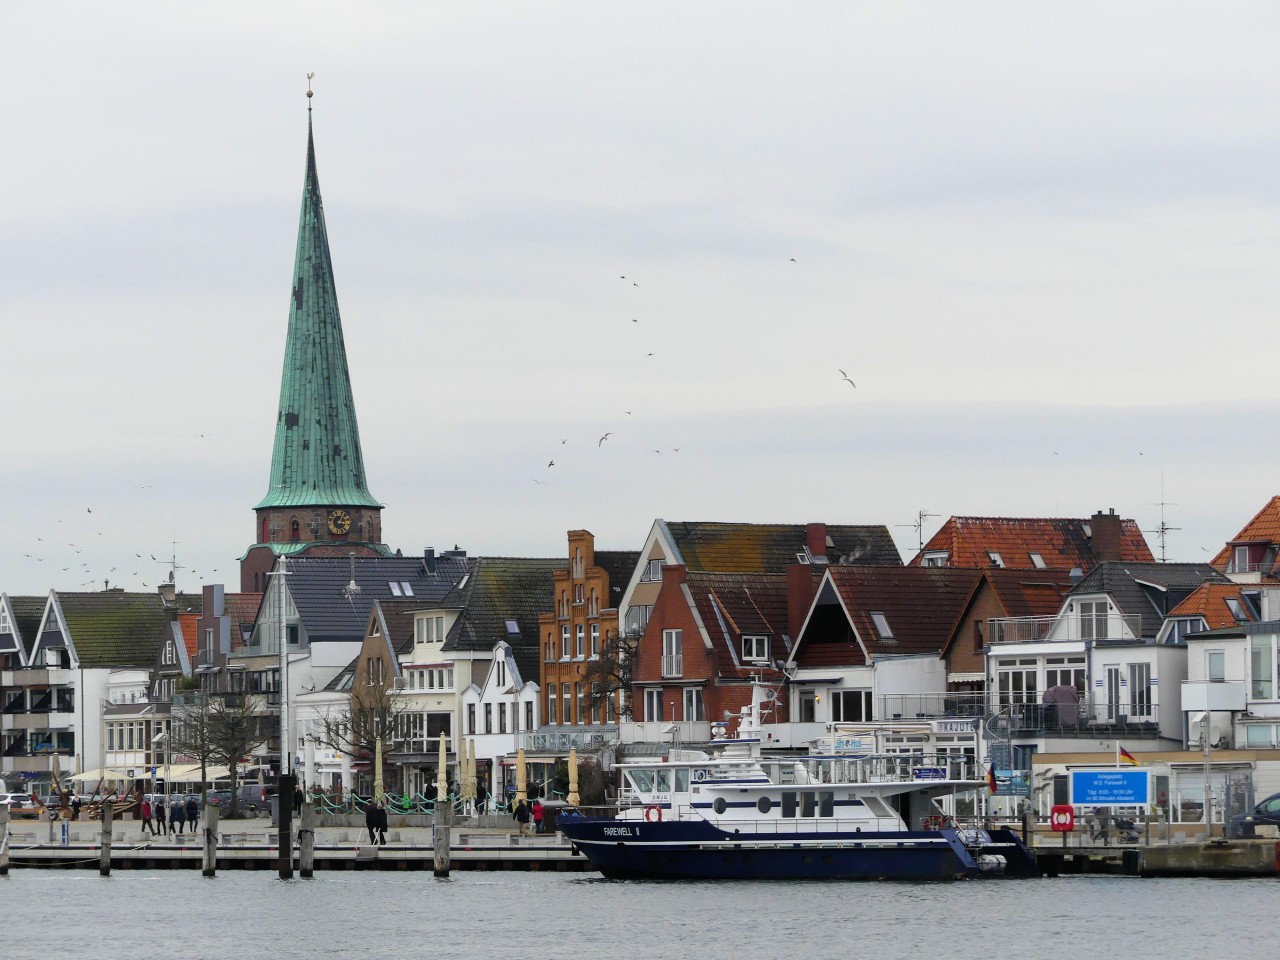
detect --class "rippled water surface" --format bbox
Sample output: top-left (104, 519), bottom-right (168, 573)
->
top-left (5, 871), bottom-right (1278, 959)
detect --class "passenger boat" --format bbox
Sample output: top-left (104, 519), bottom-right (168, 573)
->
top-left (557, 694), bottom-right (1039, 881)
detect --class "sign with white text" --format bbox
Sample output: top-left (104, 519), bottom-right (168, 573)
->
top-left (1069, 769), bottom-right (1149, 807)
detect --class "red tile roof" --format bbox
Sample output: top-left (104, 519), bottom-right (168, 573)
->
top-left (685, 572), bottom-right (790, 679)
top-left (982, 569), bottom-right (1076, 619)
top-left (177, 612), bottom-right (199, 660)
top-left (821, 566), bottom-right (982, 657)
top-left (1211, 496), bottom-right (1280, 571)
top-left (910, 516), bottom-right (1153, 570)
top-left (1168, 583), bottom-right (1257, 630)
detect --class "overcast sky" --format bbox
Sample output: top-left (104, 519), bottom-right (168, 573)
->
top-left (3, 2), bottom-right (1279, 595)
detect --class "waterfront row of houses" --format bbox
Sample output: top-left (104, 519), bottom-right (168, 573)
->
top-left (7, 499), bottom-right (1280, 819)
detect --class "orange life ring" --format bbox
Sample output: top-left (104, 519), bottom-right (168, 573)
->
top-left (644, 805), bottom-right (662, 823)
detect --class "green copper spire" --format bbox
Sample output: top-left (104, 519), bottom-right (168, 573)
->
top-left (255, 107), bottom-right (381, 510)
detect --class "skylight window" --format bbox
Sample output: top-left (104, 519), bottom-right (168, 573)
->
top-left (1029, 552), bottom-right (1046, 570)
top-left (400, 582), bottom-right (414, 596)
top-left (1225, 597), bottom-right (1249, 623)
top-left (388, 582), bottom-right (402, 597)
top-left (988, 552), bottom-right (1005, 568)
top-left (505, 619), bottom-right (520, 634)
top-left (870, 612), bottom-right (894, 640)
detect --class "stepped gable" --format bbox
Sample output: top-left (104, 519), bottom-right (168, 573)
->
top-left (440, 557), bottom-right (566, 683)
top-left (1071, 561), bottom-right (1227, 639)
top-left (666, 521), bottom-right (901, 573)
top-left (911, 515), bottom-right (1154, 570)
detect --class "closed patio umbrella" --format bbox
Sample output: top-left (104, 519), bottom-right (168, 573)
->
top-left (567, 747), bottom-right (580, 807)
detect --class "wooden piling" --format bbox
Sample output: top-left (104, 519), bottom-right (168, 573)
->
top-left (299, 797), bottom-right (315, 878)
top-left (433, 801), bottom-right (452, 877)
top-left (99, 801), bottom-right (113, 877)
top-left (202, 803), bottom-right (219, 877)
top-left (277, 773), bottom-right (293, 880)
top-left (0, 803), bottom-right (9, 875)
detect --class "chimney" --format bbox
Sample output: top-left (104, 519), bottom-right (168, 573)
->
top-left (424, 548), bottom-right (437, 575)
top-left (787, 563), bottom-right (820, 641)
top-left (158, 582), bottom-right (177, 607)
top-left (662, 563), bottom-right (687, 587)
top-left (805, 523), bottom-right (829, 562)
top-left (1090, 508), bottom-right (1124, 562)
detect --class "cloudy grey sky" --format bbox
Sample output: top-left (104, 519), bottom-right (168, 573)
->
top-left (3, 2), bottom-right (1279, 594)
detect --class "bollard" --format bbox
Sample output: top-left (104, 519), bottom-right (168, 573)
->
top-left (299, 798), bottom-right (315, 878)
top-left (434, 802), bottom-right (452, 878)
top-left (277, 773), bottom-right (294, 880)
top-left (202, 803), bottom-right (219, 877)
top-left (100, 802), bottom-right (113, 877)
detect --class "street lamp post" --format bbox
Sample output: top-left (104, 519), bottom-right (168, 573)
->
top-left (269, 557), bottom-right (293, 879)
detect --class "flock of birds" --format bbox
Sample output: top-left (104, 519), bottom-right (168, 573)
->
top-left (531, 266), bottom-right (857, 486)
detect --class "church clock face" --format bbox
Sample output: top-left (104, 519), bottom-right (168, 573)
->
top-left (327, 509), bottom-right (352, 535)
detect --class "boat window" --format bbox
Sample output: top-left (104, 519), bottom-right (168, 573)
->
top-left (713, 797), bottom-right (728, 815)
top-left (674, 769), bottom-right (690, 792)
top-left (819, 791), bottom-right (834, 817)
top-left (800, 792), bottom-right (817, 818)
top-left (757, 796), bottom-right (772, 814)
top-left (781, 792), bottom-right (798, 818)
top-left (627, 769), bottom-right (655, 792)
top-left (654, 769), bottom-right (673, 792)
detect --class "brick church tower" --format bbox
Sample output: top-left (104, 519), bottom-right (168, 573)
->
top-left (241, 96), bottom-right (390, 592)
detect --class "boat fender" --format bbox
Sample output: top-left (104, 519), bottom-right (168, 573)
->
top-left (644, 805), bottom-right (662, 823)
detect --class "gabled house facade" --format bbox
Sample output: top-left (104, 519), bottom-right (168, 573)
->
top-left (462, 640), bottom-right (539, 802)
top-left (1211, 495), bottom-right (1280, 582)
top-left (627, 566), bottom-right (791, 747)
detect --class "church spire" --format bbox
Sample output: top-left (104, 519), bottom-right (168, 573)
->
top-left (255, 92), bottom-right (381, 513)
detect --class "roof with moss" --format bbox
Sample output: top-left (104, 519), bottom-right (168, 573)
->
top-left (51, 591), bottom-right (198, 669)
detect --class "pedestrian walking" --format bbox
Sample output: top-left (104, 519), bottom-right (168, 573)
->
top-left (364, 799), bottom-right (378, 845)
top-left (293, 783), bottom-right (304, 816)
top-left (171, 798), bottom-right (186, 836)
top-left (155, 798), bottom-right (166, 835)
top-left (185, 795), bottom-right (198, 830)
top-left (513, 799), bottom-right (531, 836)
top-left (375, 802), bottom-right (389, 846)
top-left (71, 795), bottom-right (82, 821)
top-left (140, 798), bottom-right (155, 837)
top-left (532, 798), bottom-right (545, 834)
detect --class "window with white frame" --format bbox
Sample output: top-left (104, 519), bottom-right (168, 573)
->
top-left (1045, 656), bottom-right (1086, 698)
top-left (869, 613), bottom-right (894, 640)
top-left (996, 658), bottom-right (1038, 707)
top-left (683, 687), bottom-right (705, 722)
top-left (1079, 600), bottom-right (1109, 640)
top-left (625, 604), bottom-right (652, 634)
top-left (576, 683), bottom-right (586, 724)
top-left (524, 700), bottom-right (534, 731)
top-left (641, 558), bottom-right (664, 582)
top-left (832, 689), bottom-right (872, 722)
top-left (484, 704), bottom-right (492, 734)
top-left (575, 624), bottom-right (585, 659)
top-left (498, 702), bottom-right (507, 734)
top-left (467, 703), bottom-right (476, 735)
top-left (742, 635), bottom-right (769, 662)
top-left (1233, 545), bottom-right (1252, 574)
top-left (662, 629), bottom-right (683, 677)
top-left (922, 552), bottom-right (948, 568)
top-left (644, 688), bottom-right (663, 722)
top-left (1129, 662), bottom-right (1152, 719)
top-left (1029, 552), bottom-right (1046, 570)
top-left (987, 551), bottom-right (1005, 568)
top-left (561, 684), bottom-right (572, 725)
top-left (547, 684), bottom-right (558, 724)
top-left (1208, 650), bottom-right (1226, 682)
top-left (1250, 635), bottom-right (1279, 700)
top-left (561, 625), bottom-right (571, 659)
top-left (590, 624), bottom-right (600, 657)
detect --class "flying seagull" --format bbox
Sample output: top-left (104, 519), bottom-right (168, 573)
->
top-left (839, 369), bottom-right (856, 388)
top-left (598, 433), bottom-right (612, 446)
top-left (547, 460), bottom-right (555, 468)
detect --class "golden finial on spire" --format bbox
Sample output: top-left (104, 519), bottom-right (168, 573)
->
top-left (306, 72), bottom-right (315, 106)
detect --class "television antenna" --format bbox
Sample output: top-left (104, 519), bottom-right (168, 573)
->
top-left (1144, 471), bottom-right (1179, 563)
top-left (897, 509), bottom-right (939, 553)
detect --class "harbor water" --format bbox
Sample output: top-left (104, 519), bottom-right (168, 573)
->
top-left (5, 872), bottom-right (1279, 959)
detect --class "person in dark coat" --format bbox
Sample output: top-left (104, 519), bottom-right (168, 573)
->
top-left (171, 798), bottom-right (186, 836)
top-left (185, 795), bottom-right (198, 829)
top-left (375, 802), bottom-right (389, 845)
top-left (513, 799), bottom-right (531, 836)
top-left (155, 798), bottom-right (166, 835)
top-left (364, 800), bottom-right (379, 845)
top-left (71, 795), bottom-right (82, 821)
top-left (293, 784), bottom-right (304, 816)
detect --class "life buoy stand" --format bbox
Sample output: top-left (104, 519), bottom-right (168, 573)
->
top-left (644, 805), bottom-right (662, 823)
top-left (923, 815), bottom-right (945, 831)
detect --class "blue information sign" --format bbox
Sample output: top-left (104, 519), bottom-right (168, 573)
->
top-left (1070, 769), bottom-right (1149, 806)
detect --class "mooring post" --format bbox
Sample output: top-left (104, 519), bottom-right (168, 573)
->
top-left (433, 799), bottom-right (452, 877)
top-left (202, 802), bottom-right (219, 877)
top-left (277, 773), bottom-right (294, 879)
top-left (299, 795), bottom-right (315, 878)
top-left (0, 803), bottom-right (10, 875)
top-left (99, 801), bottom-right (113, 877)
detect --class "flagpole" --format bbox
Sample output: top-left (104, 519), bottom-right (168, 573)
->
top-left (1115, 739), bottom-right (1120, 768)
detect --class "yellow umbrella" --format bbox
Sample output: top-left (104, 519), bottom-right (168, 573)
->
top-left (436, 734), bottom-right (449, 805)
top-left (567, 747), bottom-right (580, 807)
top-left (373, 736), bottom-right (385, 805)
top-left (515, 747), bottom-right (527, 804)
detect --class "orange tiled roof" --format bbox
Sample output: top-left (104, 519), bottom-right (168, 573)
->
top-left (1210, 496), bottom-right (1280, 570)
top-left (177, 612), bottom-right (199, 660)
top-left (910, 516), bottom-right (1153, 570)
top-left (1168, 583), bottom-right (1255, 630)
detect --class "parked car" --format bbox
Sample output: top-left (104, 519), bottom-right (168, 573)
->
top-left (234, 783), bottom-right (277, 816)
top-left (1, 792), bottom-right (39, 816)
top-left (1228, 792), bottom-right (1280, 837)
top-left (206, 790), bottom-right (232, 808)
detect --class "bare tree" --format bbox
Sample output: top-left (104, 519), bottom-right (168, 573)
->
top-left (308, 678), bottom-right (411, 790)
top-left (582, 629), bottom-right (641, 720)
top-left (169, 692), bottom-right (272, 818)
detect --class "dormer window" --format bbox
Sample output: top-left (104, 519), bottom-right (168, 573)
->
top-left (922, 552), bottom-right (948, 568)
top-left (742, 635), bottom-right (769, 662)
top-left (642, 559), bottom-right (664, 581)
top-left (1233, 545), bottom-right (1252, 574)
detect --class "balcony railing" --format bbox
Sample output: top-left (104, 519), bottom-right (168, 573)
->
top-left (878, 693), bottom-right (989, 720)
top-left (619, 720), bottom-right (711, 745)
top-left (993, 698), bottom-right (1159, 738)
top-left (986, 613), bottom-right (1146, 644)
top-left (195, 649), bottom-right (215, 667)
top-left (519, 728), bottom-right (618, 752)
top-left (661, 655), bottom-right (683, 678)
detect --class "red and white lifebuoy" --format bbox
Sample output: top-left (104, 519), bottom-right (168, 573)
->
top-left (644, 804), bottom-right (662, 823)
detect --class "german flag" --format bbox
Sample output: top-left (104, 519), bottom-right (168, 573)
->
top-left (1119, 746), bottom-right (1139, 766)
top-left (986, 766), bottom-right (998, 794)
